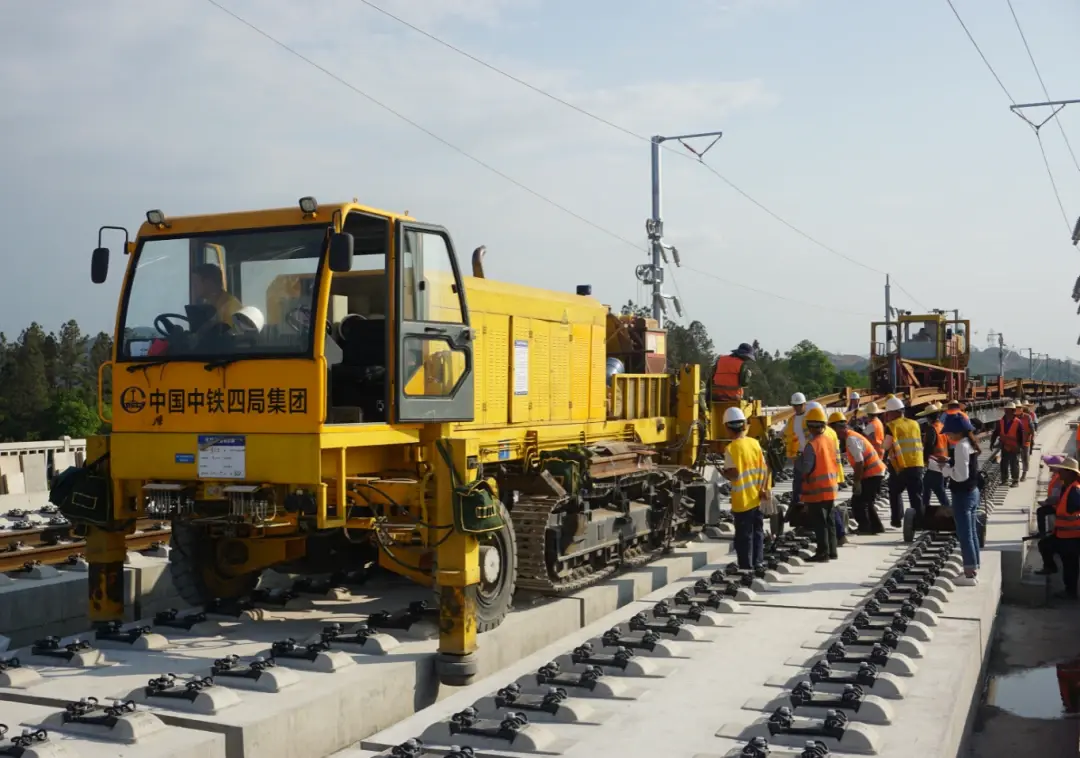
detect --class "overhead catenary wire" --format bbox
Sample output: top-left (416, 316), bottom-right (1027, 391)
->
top-left (944, 0), bottom-right (1073, 234)
top-left (354, 0), bottom-right (932, 312)
top-left (1005, 0), bottom-right (1080, 177)
top-left (205, 0), bottom-right (874, 319)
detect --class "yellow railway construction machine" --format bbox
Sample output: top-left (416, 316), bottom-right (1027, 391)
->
top-left (62, 198), bottom-right (770, 685)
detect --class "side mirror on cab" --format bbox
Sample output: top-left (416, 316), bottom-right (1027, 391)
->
top-left (91, 247), bottom-right (109, 283)
top-left (328, 232), bottom-right (354, 273)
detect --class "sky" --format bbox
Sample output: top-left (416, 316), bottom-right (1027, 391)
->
top-left (1, 0), bottom-right (1078, 359)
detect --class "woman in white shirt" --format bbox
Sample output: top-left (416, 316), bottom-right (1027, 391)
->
top-left (941, 414), bottom-right (980, 585)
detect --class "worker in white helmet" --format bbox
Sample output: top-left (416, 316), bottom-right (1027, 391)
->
top-left (846, 391), bottom-right (861, 414)
top-left (882, 396), bottom-right (925, 528)
top-left (721, 406), bottom-right (771, 569)
top-left (784, 392), bottom-right (808, 508)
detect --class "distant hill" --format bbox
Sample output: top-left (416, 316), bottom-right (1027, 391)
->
top-left (826, 352), bottom-right (869, 374)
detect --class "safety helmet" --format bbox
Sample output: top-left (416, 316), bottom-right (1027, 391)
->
top-left (805, 406), bottom-right (828, 424)
top-left (827, 411), bottom-right (847, 425)
top-left (850, 392), bottom-right (860, 400)
top-left (806, 401), bottom-right (823, 412)
top-left (915, 402), bottom-right (941, 418)
top-left (862, 402), bottom-right (882, 415)
top-left (791, 392), bottom-right (807, 406)
top-left (1004, 401), bottom-right (1016, 410)
top-left (884, 397), bottom-right (905, 413)
top-left (723, 407), bottom-right (747, 426)
top-left (234, 305), bottom-right (266, 333)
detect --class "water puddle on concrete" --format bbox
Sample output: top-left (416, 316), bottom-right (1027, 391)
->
top-left (987, 661), bottom-right (1080, 720)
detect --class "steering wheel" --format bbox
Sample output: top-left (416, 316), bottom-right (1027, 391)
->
top-left (285, 305), bottom-right (334, 336)
top-left (154, 313), bottom-right (191, 337)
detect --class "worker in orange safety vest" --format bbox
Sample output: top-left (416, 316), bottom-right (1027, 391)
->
top-left (1037, 457), bottom-right (1080, 599)
top-left (1017, 403), bottom-right (1036, 481)
top-left (798, 405), bottom-right (840, 562)
top-left (990, 402), bottom-right (1026, 488)
top-left (710, 343), bottom-right (755, 402)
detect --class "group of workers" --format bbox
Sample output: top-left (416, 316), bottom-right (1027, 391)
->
top-left (718, 390), bottom-right (1045, 586)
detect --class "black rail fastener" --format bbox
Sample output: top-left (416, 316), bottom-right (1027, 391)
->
top-left (799, 741), bottom-right (832, 758)
top-left (881, 577), bottom-right (931, 596)
top-left (0, 657), bottom-right (20, 673)
top-left (675, 586), bottom-right (730, 610)
top-left (851, 610), bottom-right (908, 634)
top-left (825, 641), bottom-right (890, 667)
top-left (810, 660), bottom-right (877, 688)
top-left (210, 655), bottom-right (275, 681)
top-left (204, 597), bottom-right (255, 617)
top-left (494, 683), bottom-right (567, 715)
top-left (320, 622), bottom-right (375, 647)
top-left (61, 697), bottom-right (137, 729)
top-left (839, 626), bottom-right (900, 651)
top-left (154, 609), bottom-right (208, 632)
top-left (862, 598), bottom-right (918, 620)
top-left (0, 724), bottom-right (50, 757)
top-left (535, 661), bottom-right (603, 691)
top-left (270, 638), bottom-right (331, 662)
top-left (628, 612), bottom-right (683, 637)
top-left (713, 568), bottom-right (754, 588)
top-left (250, 588), bottom-right (298, 607)
top-left (767, 706), bottom-right (848, 740)
top-left (31, 636), bottom-right (91, 662)
top-left (872, 587), bottom-right (924, 607)
top-left (386, 739), bottom-right (476, 758)
top-left (570, 641), bottom-right (634, 671)
top-left (651, 599), bottom-right (705, 622)
top-left (144, 673), bottom-right (215, 703)
top-left (740, 736), bottom-right (771, 757)
top-left (600, 628), bottom-right (663, 653)
top-left (96, 620), bottom-right (151, 645)
top-left (448, 707), bottom-right (528, 744)
top-left (789, 681), bottom-right (864, 712)
top-left (367, 601), bottom-right (431, 632)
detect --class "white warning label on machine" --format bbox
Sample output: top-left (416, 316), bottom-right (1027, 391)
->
top-left (197, 435), bottom-right (246, 479)
top-left (513, 340), bottom-right (529, 396)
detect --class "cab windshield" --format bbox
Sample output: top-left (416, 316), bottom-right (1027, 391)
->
top-left (120, 225), bottom-right (329, 361)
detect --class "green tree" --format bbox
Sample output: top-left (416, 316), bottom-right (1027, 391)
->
top-left (747, 343), bottom-right (797, 405)
top-left (667, 320), bottom-right (716, 373)
top-left (56, 319), bottom-right (89, 395)
top-left (85, 332), bottom-right (114, 408)
top-left (785, 340), bottom-right (837, 399)
top-left (43, 391), bottom-right (101, 439)
top-left (837, 369), bottom-right (867, 390)
top-left (3, 324), bottom-right (51, 441)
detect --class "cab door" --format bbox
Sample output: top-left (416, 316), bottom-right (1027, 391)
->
top-left (394, 221), bottom-right (475, 423)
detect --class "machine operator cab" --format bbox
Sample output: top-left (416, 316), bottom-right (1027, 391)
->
top-left (91, 199), bottom-right (476, 429)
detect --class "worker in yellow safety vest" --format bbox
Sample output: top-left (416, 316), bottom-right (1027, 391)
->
top-left (721, 406), bottom-right (771, 569)
top-left (798, 405), bottom-right (840, 562)
top-left (784, 392), bottom-right (808, 507)
top-left (829, 411), bottom-right (886, 535)
top-left (882, 396), bottom-right (925, 529)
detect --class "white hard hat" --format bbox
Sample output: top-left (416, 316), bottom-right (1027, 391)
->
top-left (805, 401), bottom-right (822, 411)
top-left (234, 305), bottom-right (265, 333)
top-left (791, 392), bottom-right (807, 405)
top-left (851, 392), bottom-right (860, 400)
top-left (885, 397), bottom-right (905, 413)
top-left (723, 406), bottom-right (747, 425)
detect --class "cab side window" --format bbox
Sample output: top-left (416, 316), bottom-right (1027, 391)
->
top-left (403, 230), bottom-right (464, 324)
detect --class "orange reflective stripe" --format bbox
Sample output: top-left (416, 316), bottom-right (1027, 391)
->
top-left (866, 417), bottom-right (885, 456)
top-left (803, 435), bottom-right (840, 503)
top-left (845, 430), bottom-right (886, 479)
top-left (711, 355), bottom-right (744, 399)
top-left (1055, 482), bottom-right (1080, 539)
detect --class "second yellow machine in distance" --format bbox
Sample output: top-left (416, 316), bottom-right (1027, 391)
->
top-left (69, 197), bottom-right (754, 684)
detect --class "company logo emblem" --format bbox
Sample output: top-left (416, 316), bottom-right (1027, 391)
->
top-left (120, 386), bottom-right (147, 413)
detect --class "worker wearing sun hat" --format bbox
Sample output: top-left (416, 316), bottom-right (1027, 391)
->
top-left (1038, 457), bottom-right (1080, 600)
top-left (917, 403), bottom-right (951, 511)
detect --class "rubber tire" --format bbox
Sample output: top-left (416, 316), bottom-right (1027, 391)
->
top-left (474, 501), bottom-right (517, 633)
top-left (435, 652), bottom-right (478, 687)
top-left (902, 508), bottom-right (916, 544)
top-left (169, 522), bottom-right (260, 607)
